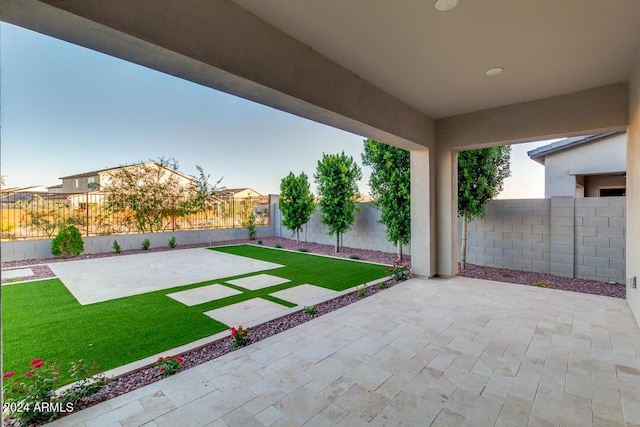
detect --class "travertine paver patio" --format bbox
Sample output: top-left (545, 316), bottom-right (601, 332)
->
top-left (270, 284), bottom-right (339, 306)
top-left (204, 298), bottom-right (291, 327)
top-left (47, 249), bottom-right (283, 305)
top-left (1, 267), bottom-right (34, 282)
top-left (226, 274), bottom-right (291, 291)
top-left (45, 276), bottom-right (640, 427)
top-left (167, 284), bottom-right (243, 306)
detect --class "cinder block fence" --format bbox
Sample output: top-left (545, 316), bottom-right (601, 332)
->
top-left (461, 197), bottom-right (626, 283)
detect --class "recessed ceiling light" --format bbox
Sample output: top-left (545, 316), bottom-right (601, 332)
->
top-left (485, 67), bottom-right (504, 76)
top-left (435, 0), bottom-right (459, 12)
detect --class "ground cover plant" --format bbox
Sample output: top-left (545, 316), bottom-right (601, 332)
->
top-left (2, 245), bottom-right (387, 385)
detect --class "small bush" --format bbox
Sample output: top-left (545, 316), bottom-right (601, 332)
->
top-left (349, 253), bottom-right (360, 260)
top-left (356, 283), bottom-right (366, 298)
top-left (113, 240), bottom-right (121, 254)
top-left (154, 355), bottom-right (183, 376)
top-left (229, 326), bottom-right (251, 347)
top-left (377, 281), bottom-right (388, 290)
top-left (298, 247), bottom-right (308, 252)
top-left (244, 214), bottom-right (257, 240)
top-left (275, 243), bottom-right (282, 248)
top-left (168, 236), bottom-right (177, 248)
top-left (303, 306), bottom-right (317, 318)
top-left (51, 226), bottom-right (84, 259)
top-left (141, 238), bottom-right (151, 250)
top-left (257, 240), bottom-right (263, 245)
top-left (533, 281), bottom-right (556, 289)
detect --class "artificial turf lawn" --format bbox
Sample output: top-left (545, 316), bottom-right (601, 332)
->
top-left (2, 245), bottom-right (387, 382)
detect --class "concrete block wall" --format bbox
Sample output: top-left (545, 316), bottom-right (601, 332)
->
top-left (461, 197), bottom-right (626, 283)
top-left (272, 196), bottom-right (408, 255)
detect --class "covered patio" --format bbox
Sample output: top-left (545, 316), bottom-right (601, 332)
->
top-left (2, 1), bottom-right (640, 425)
top-left (45, 276), bottom-right (640, 426)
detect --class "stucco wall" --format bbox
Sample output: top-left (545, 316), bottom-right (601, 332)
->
top-left (460, 197), bottom-right (626, 283)
top-left (544, 133), bottom-right (627, 197)
top-left (627, 56), bottom-right (640, 327)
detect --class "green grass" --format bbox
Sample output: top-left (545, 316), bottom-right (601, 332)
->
top-left (2, 245), bottom-right (387, 382)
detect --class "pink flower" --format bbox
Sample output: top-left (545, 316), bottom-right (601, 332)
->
top-left (157, 367), bottom-right (165, 374)
top-left (175, 356), bottom-right (184, 364)
top-left (230, 327), bottom-right (238, 337)
top-left (3, 372), bottom-right (15, 379)
top-left (24, 371), bottom-right (34, 377)
top-left (30, 358), bottom-right (43, 367)
top-left (157, 357), bottom-right (163, 362)
top-left (32, 360), bottom-right (44, 369)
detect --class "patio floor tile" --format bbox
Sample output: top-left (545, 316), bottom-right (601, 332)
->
top-left (166, 284), bottom-right (242, 306)
top-left (204, 297), bottom-right (289, 327)
top-left (269, 284), bottom-right (337, 306)
top-left (43, 277), bottom-right (640, 427)
top-left (226, 274), bottom-right (290, 290)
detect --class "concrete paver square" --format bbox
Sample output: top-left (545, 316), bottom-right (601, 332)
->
top-left (166, 284), bottom-right (242, 306)
top-left (270, 284), bottom-right (338, 306)
top-left (48, 248), bottom-right (283, 305)
top-left (226, 274), bottom-right (290, 290)
top-left (204, 298), bottom-right (289, 327)
top-left (2, 268), bottom-right (34, 282)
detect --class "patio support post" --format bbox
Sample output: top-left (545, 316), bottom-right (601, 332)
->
top-left (436, 147), bottom-right (459, 278)
top-left (410, 149), bottom-right (434, 277)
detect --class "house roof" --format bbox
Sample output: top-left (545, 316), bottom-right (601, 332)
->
top-left (217, 188), bottom-right (262, 196)
top-left (59, 162), bottom-right (198, 183)
top-left (527, 132), bottom-right (625, 165)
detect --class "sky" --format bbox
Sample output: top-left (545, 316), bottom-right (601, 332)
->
top-left (1, 23), bottom-right (545, 198)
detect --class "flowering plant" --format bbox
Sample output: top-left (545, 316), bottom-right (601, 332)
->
top-left (385, 261), bottom-right (411, 281)
top-left (229, 325), bottom-right (251, 347)
top-left (154, 355), bottom-right (184, 376)
top-left (2, 358), bottom-right (108, 426)
top-left (356, 283), bottom-right (367, 298)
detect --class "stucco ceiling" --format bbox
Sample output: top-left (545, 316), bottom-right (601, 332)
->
top-left (232, 0), bottom-right (640, 119)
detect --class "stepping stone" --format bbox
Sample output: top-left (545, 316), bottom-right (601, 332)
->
top-left (270, 284), bottom-right (338, 306)
top-left (204, 298), bottom-right (289, 327)
top-left (226, 274), bottom-right (290, 290)
top-left (2, 268), bottom-right (35, 282)
top-left (167, 284), bottom-right (242, 306)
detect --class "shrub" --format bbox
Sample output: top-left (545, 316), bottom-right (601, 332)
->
top-left (51, 226), bottom-right (84, 259)
top-left (257, 240), bottom-right (263, 245)
top-left (385, 261), bottom-right (411, 281)
top-left (275, 243), bottom-right (282, 248)
top-left (533, 281), bottom-right (556, 289)
top-left (303, 306), bottom-right (317, 318)
top-left (141, 238), bottom-right (151, 250)
top-left (112, 240), bottom-right (121, 254)
top-left (154, 355), bottom-right (183, 376)
top-left (349, 253), bottom-right (360, 260)
top-left (168, 236), bottom-right (177, 248)
top-left (2, 359), bottom-right (108, 426)
top-left (298, 247), bottom-right (308, 252)
top-left (356, 283), bottom-right (366, 298)
top-left (229, 325), bottom-right (251, 347)
top-left (244, 214), bottom-right (257, 240)
top-left (377, 281), bottom-right (388, 290)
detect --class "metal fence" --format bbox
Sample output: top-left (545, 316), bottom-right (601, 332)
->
top-left (0, 192), bottom-right (270, 240)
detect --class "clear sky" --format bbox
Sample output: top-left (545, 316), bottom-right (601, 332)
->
top-left (1, 23), bottom-right (545, 198)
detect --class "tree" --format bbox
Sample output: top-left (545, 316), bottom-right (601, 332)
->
top-left (361, 139), bottom-right (410, 260)
top-left (458, 146), bottom-right (511, 269)
top-left (190, 165), bottom-right (225, 244)
top-left (51, 225), bottom-right (84, 258)
top-left (314, 152), bottom-right (362, 253)
top-left (103, 161), bottom-right (194, 233)
top-left (279, 172), bottom-right (315, 244)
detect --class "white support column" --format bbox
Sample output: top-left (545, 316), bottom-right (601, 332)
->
top-left (436, 148), bottom-right (459, 278)
top-left (410, 149), bottom-right (434, 277)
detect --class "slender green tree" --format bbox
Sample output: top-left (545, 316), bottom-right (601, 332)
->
top-left (279, 172), bottom-right (315, 244)
top-left (458, 146), bottom-right (511, 269)
top-left (314, 152), bottom-right (362, 253)
top-left (361, 139), bottom-right (410, 260)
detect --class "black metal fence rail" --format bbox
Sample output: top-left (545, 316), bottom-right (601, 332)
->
top-left (0, 192), bottom-right (270, 240)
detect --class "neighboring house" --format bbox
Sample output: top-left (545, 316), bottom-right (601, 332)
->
top-left (528, 132), bottom-right (626, 197)
top-left (58, 162), bottom-right (197, 193)
top-left (217, 188), bottom-right (263, 199)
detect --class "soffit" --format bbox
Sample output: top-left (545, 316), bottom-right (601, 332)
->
top-left (232, 0), bottom-right (640, 119)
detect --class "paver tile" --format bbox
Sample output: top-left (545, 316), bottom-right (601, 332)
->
top-left (166, 284), bottom-right (242, 306)
top-left (204, 298), bottom-right (289, 327)
top-left (269, 284), bottom-right (337, 306)
top-left (226, 274), bottom-right (290, 290)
